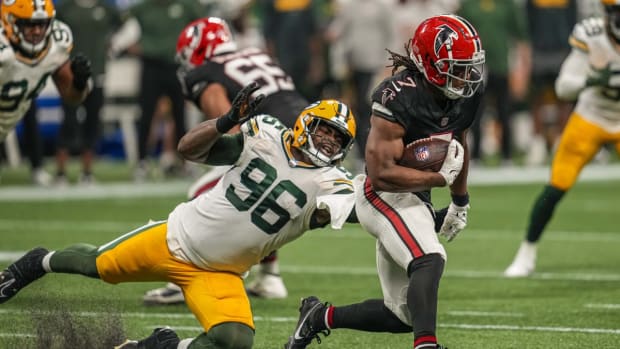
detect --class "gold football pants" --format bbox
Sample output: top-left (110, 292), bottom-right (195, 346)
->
top-left (550, 113), bottom-right (620, 190)
top-left (95, 220), bottom-right (254, 332)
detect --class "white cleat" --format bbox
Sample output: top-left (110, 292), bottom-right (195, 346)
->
top-left (32, 168), bottom-right (53, 187)
top-left (525, 136), bottom-right (547, 167)
top-left (504, 241), bottom-right (537, 278)
top-left (246, 273), bottom-right (288, 299)
top-left (143, 283), bottom-right (184, 305)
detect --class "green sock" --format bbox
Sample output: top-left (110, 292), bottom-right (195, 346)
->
top-left (49, 243), bottom-right (100, 278)
top-left (189, 323), bottom-right (254, 349)
top-left (526, 185), bottom-right (566, 243)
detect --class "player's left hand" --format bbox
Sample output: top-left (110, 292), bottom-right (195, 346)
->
top-left (438, 202), bottom-right (469, 242)
top-left (226, 81), bottom-right (264, 124)
top-left (71, 53), bottom-right (92, 91)
top-left (215, 82), bottom-right (264, 133)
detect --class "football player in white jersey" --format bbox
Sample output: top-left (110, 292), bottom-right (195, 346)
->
top-left (0, 0), bottom-right (91, 142)
top-left (0, 83), bottom-right (358, 349)
top-left (143, 17), bottom-right (310, 305)
top-left (505, 0), bottom-right (620, 277)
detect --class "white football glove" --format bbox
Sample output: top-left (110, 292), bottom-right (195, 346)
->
top-left (438, 139), bottom-right (464, 186)
top-left (438, 202), bottom-right (469, 242)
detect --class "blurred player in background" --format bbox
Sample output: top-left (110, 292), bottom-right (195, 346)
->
top-left (284, 14), bottom-right (484, 349)
top-left (0, 0), bottom-right (91, 155)
top-left (505, 0), bottom-right (620, 277)
top-left (53, 0), bottom-right (122, 185)
top-left (142, 17), bottom-right (309, 305)
top-left (0, 83), bottom-right (358, 349)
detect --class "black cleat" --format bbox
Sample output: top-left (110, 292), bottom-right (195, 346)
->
top-left (0, 247), bottom-right (48, 304)
top-left (284, 296), bottom-right (331, 349)
top-left (115, 327), bottom-right (180, 349)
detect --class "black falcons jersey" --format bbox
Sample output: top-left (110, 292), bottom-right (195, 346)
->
top-left (370, 69), bottom-right (483, 201)
top-left (370, 69), bottom-right (482, 144)
top-left (202, 47), bottom-right (308, 128)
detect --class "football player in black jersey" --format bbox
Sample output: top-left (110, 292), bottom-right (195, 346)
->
top-left (142, 17), bottom-right (309, 305)
top-left (284, 15), bottom-right (485, 349)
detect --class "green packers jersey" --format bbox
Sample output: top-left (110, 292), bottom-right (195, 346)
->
top-left (565, 17), bottom-right (620, 131)
top-left (167, 115), bottom-right (355, 275)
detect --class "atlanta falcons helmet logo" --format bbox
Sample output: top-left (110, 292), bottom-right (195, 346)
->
top-left (434, 24), bottom-right (459, 56)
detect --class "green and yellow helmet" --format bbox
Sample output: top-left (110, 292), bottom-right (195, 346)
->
top-left (291, 100), bottom-right (356, 167)
top-left (1, 0), bottom-right (55, 58)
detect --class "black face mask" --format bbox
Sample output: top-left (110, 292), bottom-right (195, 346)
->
top-left (606, 6), bottom-right (620, 43)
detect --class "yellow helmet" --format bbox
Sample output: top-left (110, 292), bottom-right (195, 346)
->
top-left (1, 0), bottom-right (56, 57)
top-left (291, 100), bottom-right (356, 167)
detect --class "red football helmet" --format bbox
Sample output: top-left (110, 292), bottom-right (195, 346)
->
top-left (175, 17), bottom-right (237, 70)
top-left (410, 15), bottom-right (485, 99)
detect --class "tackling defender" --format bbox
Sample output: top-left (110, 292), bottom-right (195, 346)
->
top-left (505, 0), bottom-right (620, 277)
top-left (142, 17), bottom-right (309, 305)
top-left (0, 83), bottom-right (358, 349)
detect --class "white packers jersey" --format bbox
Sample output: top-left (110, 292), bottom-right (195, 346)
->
top-left (0, 20), bottom-right (73, 140)
top-left (566, 17), bottom-right (620, 131)
top-left (167, 115), bottom-right (355, 275)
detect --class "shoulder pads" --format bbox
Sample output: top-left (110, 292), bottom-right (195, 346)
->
top-left (49, 20), bottom-right (74, 53)
top-left (570, 17), bottom-right (605, 52)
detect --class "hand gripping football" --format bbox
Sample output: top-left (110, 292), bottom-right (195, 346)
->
top-left (398, 137), bottom-right (450, 172)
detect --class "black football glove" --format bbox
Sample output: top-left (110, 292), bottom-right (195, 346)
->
top-left (71, 53), bottom-right (92, 91)
top-left (179, 65), bottom-right (210, 106)
top-left (215, 82), bottom-right (265, 133)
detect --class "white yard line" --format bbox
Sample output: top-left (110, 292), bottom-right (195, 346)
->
top-left (440, 323), bottom-right (620, 335)
top-left (1, 251), bottom-right (618, 282)
top-left (1, 165), bottom-right (619, 202)
top-left (585, 304), bottom-right (620, 310)
top-left (2, 218), bottom-right (620, 243)
top-left (446, 310), bottom-right (524, 317)
top-left (0, 180), bottom-right (189, 202)
top-left (150, 322), bottom-right (620, 335)
top-left (1, 311), bottom-right (618, 338)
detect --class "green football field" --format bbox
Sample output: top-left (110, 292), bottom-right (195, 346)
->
top-left (0, 167), bottom-right (619, 349)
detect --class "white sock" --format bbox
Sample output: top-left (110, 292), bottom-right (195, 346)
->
top-left (41, 251), bottom-right (55, 273)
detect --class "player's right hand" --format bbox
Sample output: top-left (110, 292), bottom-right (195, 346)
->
top-left (438, 202), bottom-right (469, 242)
top-left (438, 139), bottom-right (464, 186)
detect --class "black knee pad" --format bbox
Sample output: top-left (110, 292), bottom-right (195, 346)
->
top-left (190, 322), bottom-right (254, 349)
top-left (407, 253), bottom-right (445, 277)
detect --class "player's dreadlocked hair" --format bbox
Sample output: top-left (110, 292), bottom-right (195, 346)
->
top-left (386, 41), bottom-right (418, 75)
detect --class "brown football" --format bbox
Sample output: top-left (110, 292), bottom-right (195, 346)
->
top-left (398, 138), bottom-right (450, 172)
